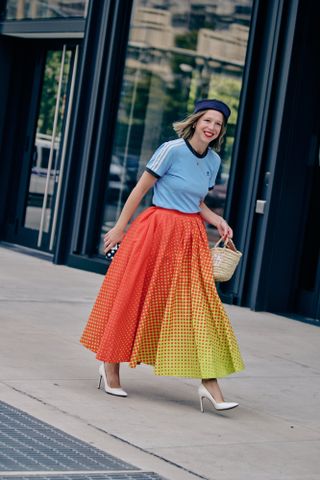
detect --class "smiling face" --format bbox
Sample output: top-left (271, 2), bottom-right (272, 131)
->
top-left (193, 110), bottom-right (224, 146)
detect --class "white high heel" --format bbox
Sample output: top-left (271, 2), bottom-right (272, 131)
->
top-left (98, 363), bottom-right (127, 397)
top-left (198, 384), bottom-right (238, 412)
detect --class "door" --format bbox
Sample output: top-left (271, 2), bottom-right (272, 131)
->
top-left (6, 44), bottom-right (79, 252)
top-left (292, 0), bottom-right (320, 322)
top-left (294, 131), bottom-right (320, 321)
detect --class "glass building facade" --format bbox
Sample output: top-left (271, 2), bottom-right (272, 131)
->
top-left (0, 0), bottom-right (319, 324)
top-left (2, 0), bottom-right (88, 20)
top-left (99, 0), bottom-right (253, 255)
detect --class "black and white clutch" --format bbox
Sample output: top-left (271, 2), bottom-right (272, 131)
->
top-left (105, 243), bottom-right (120, 260)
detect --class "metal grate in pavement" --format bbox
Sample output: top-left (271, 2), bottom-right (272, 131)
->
top-left (0, 401), bottom-right (134, 472)
top-left (0, 474), bottom-right (164, 480)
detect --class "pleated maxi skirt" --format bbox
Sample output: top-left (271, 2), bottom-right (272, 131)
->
top-left (80, 206), bottom-right (245, 378)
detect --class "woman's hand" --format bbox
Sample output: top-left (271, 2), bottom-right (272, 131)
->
top-left (102, 172), bottom-right (157, 254)
top-left (199, 202), bottom-right (233, 240)
top-left (104, 227), bottom-right (125, 253)
top-left (217, 218), bottom-right (233, 240)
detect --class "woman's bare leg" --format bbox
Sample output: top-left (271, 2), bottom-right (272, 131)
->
top-left (104, 362), bottom-right (121, 388)
top-left (202, 378), bottom-right (224, 402)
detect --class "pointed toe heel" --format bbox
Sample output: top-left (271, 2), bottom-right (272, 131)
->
top-left (98, 363), bottom-right (127, 397)
top-left (198, 384), bottom-right (238, 412)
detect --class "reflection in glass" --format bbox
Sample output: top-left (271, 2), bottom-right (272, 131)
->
top-left (24, 49), bottom-right (72, 239)
top-left (4, 0), bottom-right (88, 20)
top-left (98, 0), bottom-right (253, 255)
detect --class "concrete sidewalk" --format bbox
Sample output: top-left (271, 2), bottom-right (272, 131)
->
top-left (0, 243), bottom-right (320, 480)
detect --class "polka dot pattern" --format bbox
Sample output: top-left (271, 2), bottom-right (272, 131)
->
top-left (80, 207), bottom-right (245, 379)
top-left (105, 243), bottom-right (120, 260)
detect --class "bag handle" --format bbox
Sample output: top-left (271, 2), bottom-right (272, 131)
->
top-left (214, 237), bottom-right (229, 248)
top-left (214, 237), bottom-right (238, 252)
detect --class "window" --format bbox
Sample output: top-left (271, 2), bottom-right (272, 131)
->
top-left (2, 0), bottom-right (89, 20)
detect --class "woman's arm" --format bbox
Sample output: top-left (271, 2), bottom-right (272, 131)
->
top-left (104, 171), bottom-right (157, 252)
top-left (199, 201), bottom-right (233, 239)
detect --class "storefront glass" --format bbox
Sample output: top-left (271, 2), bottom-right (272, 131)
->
top-left (24, 47), bottom-right (77, 251)
top-left (2, 0), bottom-right (88, 20)
top-left (98, 0), bottom-right (253, 255)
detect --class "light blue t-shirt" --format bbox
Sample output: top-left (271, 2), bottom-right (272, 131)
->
top-left (145, 138), bottom-right (221, 213)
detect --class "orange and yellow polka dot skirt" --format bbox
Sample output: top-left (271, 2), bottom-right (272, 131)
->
top-left (80, 207), bottom-right (245, 378)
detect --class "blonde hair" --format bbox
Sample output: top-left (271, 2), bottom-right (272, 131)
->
top-left (172, 110), bottom-right (226, 152)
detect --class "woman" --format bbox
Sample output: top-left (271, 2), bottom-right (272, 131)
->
top-left (80, 99), bottom-right (245, 412)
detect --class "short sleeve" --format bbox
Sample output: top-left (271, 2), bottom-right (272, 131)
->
top-left (145, 142), bottom-right (173, 178)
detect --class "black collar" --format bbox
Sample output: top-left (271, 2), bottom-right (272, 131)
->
top-left (185, 139), bottom-right (208, 159)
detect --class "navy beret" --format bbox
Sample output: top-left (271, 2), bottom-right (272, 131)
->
top-left (194, 99), bottom-right (231, 120)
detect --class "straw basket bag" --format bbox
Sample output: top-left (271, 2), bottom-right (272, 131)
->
top-left (211, 237), bottom-right (242, 282)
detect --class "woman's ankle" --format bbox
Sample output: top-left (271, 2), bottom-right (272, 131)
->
top-left (202, 378), bottom-right (217, 385)
top-left (202, 378), bottom-right (224, 402)
top-left (105, 362), bottom-right (121, 388)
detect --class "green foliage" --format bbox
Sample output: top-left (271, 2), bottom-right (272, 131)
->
top-left (208, 75), bottom-right (242, 124)
top-left (37, 50), bottom-right (71, 137)
top-left (175, 31), bottom-right (198, 50)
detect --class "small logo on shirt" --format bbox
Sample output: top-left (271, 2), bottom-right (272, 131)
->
top-left (206, 171), bottom-right (210, 176)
